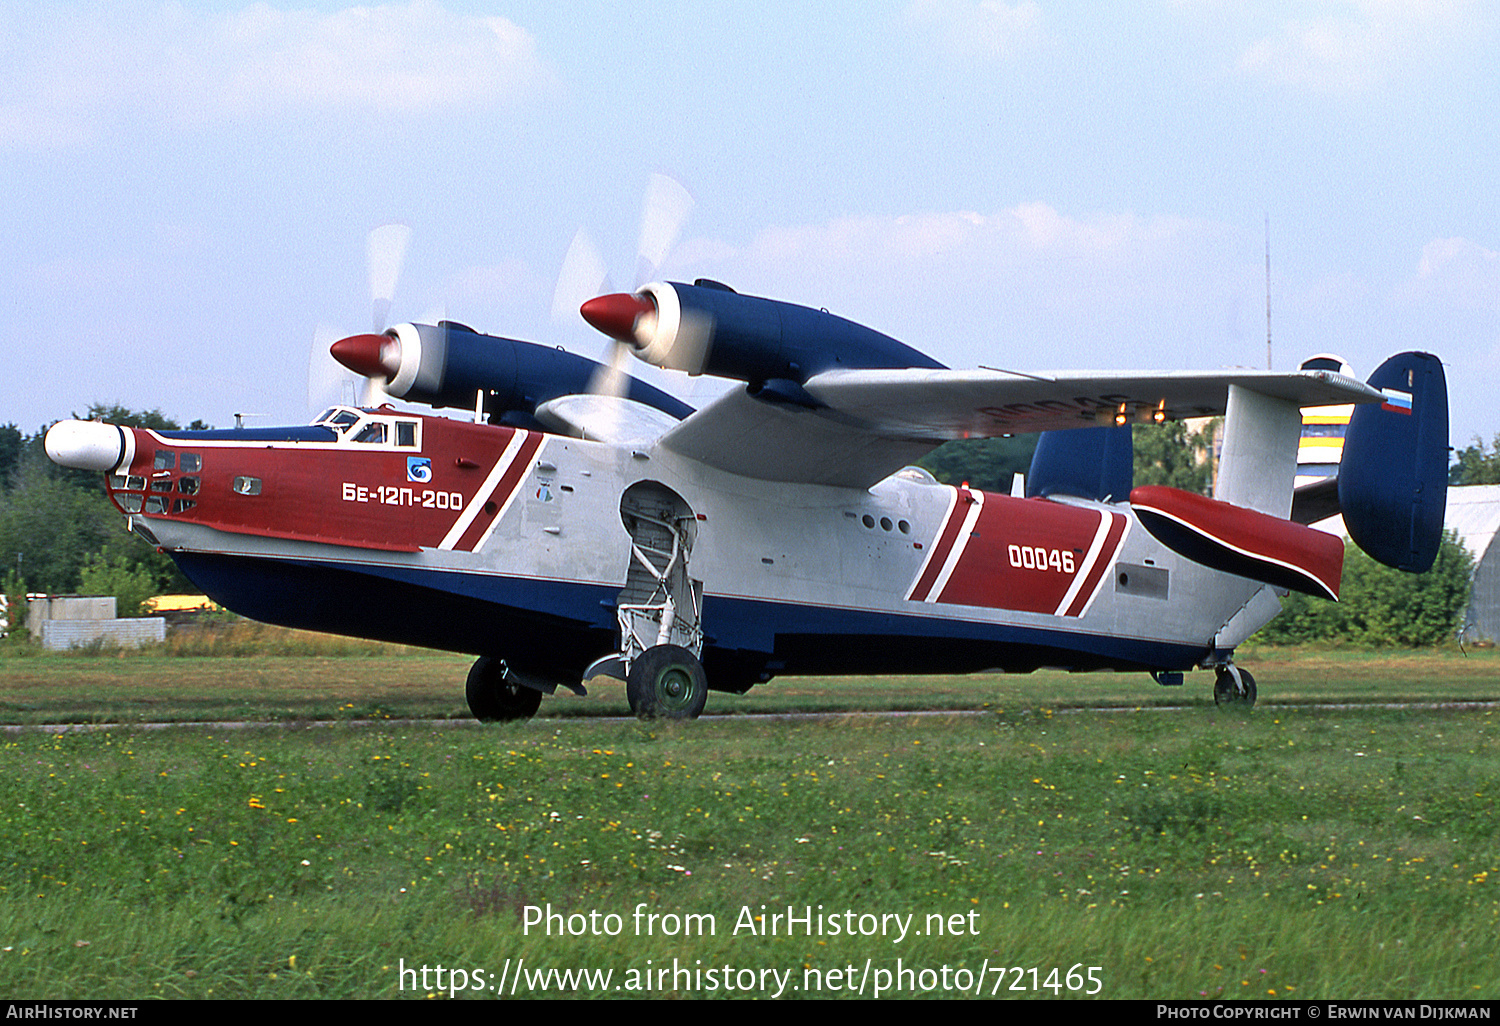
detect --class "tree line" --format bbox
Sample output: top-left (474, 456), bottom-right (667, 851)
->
top-left (0, 406), bottom-right (206, 619)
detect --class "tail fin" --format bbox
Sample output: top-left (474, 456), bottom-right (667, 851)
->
top-left (1337, 352), bottom-right (1448, 572)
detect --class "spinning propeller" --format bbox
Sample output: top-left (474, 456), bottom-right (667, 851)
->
top-left (309, 223), bottom-right (412, 413)
top-left (551, 173), bottom-right (695, 398)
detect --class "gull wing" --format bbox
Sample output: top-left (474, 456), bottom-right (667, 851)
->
top-left (657, 367), bottom-right (1381, 489)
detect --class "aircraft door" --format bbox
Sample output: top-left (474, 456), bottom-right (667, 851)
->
top-left (617, 482), bottom-right (704, 666)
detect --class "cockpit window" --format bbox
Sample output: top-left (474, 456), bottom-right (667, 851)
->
top-left (352, 423), bottom-right (387, 444)
top-left (315, 407), bottom-right (361, 433)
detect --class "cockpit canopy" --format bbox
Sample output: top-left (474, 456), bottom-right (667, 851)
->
top-left (312, 406), bottom-right (422, 450)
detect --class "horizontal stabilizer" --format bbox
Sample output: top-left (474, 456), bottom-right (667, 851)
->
top-left (1337, 352), bottom-right (1448, 572)
top-left (1132, 485), bottom-right (1345, 599)
top-left (1290, 476), bottom-right (1341, 526)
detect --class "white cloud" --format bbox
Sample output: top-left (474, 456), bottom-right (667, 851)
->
top-left (687, 203), bottom-right (1250, 371)
top-left (1235, 0), bottom-right (1479, 93)
top-left (904, 0), bottom-right (1043, 60)
top-left (0, 1), bottom-right (557, 148)
top-left (1407, 236), bottom-right (1500, 311)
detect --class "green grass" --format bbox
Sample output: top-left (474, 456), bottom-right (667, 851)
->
top-left (1, 703), bottom-right (1497, 999)
top-left (2, 624), bottom-right (1499, 725)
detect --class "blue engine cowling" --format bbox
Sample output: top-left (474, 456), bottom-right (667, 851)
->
top-left (379, 321), bottom-right (693, 429)
top-left (625, 280), bottom-right (946, 386)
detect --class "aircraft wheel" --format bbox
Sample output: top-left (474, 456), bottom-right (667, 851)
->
top-left (1213, 665), bottom-right (1257, 709)
top-left (626, 645), bottom-right (708, 720)
top-left (466, 657), bottom-right (543, 722)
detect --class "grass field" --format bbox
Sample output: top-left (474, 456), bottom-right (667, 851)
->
top-left (2, 621), bottom-right (1499, 724)
top-left (0, 637), bottom-right (1497, 999)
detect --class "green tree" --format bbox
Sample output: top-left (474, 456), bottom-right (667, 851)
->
top-left (1133, 420), bottom-right (1217, 495)
top-left (0, 456), bottom-right (119, 592)
top-left (1256, 530), bottom-right (1473, 647)
top-left (78, 543), bottom-right (159, 617)
top-left (917, 435), bottom-right (1039, 492)
top-left (1450, 433), bottom-right (1500, 485)
top-left (0, 407), bottom-right (197, 594)
top-left (0, 424), bottom-right (24, 489)
top-left (1, 567), bottom-right (26, 641)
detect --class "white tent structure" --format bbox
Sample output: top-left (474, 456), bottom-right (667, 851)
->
top-left (1446, 485), bottom-right (1500, 643)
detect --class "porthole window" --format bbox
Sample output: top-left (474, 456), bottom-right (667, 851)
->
top-left (232, 476), bottom-right (262, 496)
top-left (862, 514), bottom-right (875, 529)
top-left (880, 517), bottom-right (893, 532)
top-left (898, 520), bottom-right (911, 534)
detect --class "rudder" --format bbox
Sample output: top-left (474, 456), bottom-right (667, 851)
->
top-left (1337, 352), bottom-right (1448, 572)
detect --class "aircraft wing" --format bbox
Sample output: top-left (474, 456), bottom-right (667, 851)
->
top-left (658, 367), bottom-right (1382, 489)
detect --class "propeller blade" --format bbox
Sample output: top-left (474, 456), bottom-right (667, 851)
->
top-left (587, 339), bottom-right (632, 400)
top-left (367, 223), bottom-right (412, 332)
top-left (551, 228), bottom-right (611, 328)
top-left (634, 173), bottom-right (693, 287)
top-left (309, 323), bottom-right (354, 414)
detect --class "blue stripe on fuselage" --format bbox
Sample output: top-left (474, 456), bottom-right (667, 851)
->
top-left (169, 551), bottom-right (1208, 682)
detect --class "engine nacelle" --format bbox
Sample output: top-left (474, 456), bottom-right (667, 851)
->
top-left (585, 281), bottom-right (945, 385)
top-left (334, 322), bottom-right (692, 428)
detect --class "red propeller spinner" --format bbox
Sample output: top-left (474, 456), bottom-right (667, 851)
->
top-left (330, 333), bottom-right (399, 381)
top-left (579, 292), bottom-right (655, 345)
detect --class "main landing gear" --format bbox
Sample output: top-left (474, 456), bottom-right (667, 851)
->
top-left (626, 644), bottom-right (709, 720)
top-left (1213, 664), bottom-right (1257, 708)
top-left (465, 656), bottom-right (543, 722)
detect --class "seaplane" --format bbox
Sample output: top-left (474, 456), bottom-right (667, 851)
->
top-left (45, 226), bottom-right (1448, 721)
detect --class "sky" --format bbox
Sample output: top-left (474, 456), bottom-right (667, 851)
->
top-left (3, 0), bottom-right (1498, 448)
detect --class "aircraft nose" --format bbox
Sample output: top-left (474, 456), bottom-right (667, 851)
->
top-left (45, 420), bottom-right (133, 472)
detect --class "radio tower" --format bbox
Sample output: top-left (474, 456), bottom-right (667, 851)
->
top-left (1264, 213), bottom-right (1272, 370)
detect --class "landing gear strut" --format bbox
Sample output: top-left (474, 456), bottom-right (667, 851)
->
top-left (1213, 664), bottom-right (1257, 708)
top-left (615, 482), bottom-right (708, 720)
top-left (466, 656), bottom-right (543, 722)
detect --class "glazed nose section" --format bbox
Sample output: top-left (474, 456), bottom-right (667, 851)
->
top-left (45, 420), bottom-right (134, 473)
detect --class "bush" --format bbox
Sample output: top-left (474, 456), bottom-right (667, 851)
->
top-left (77, 543), bottom-right (157, 618)
top-left (1256, 530), bottom-right (1473, 647)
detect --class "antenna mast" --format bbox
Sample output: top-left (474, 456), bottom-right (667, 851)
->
top-left (1264, 213), bottom-right (1272, 370)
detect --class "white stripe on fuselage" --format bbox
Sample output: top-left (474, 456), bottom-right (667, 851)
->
top-left (438, 432), bottom-right (526, 551)
top-left (925, 489), bottom-right (985, 603)
top-left (1052, 509), bottom-right (1113, 616)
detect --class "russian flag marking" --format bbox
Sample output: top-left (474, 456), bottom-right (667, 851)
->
top-left (1380, 388), bottom-right (1413, 414)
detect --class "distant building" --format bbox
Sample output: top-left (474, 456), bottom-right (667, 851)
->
top-left (1446, 485), bottom-right (1500, 644)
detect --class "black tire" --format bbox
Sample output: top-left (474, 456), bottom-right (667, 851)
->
top-left (626, 644), bottom-right (708, 720)
top-left (1213, 665), bottom-right (1257, 708)
top-left (466, 657), bottom-right (543, 722)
